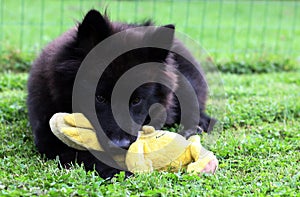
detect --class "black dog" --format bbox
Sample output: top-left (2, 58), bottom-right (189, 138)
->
top-left (27, 9), bottom-right (215, 178)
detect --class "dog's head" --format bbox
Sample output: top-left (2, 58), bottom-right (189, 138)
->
top-left (75, 10), bottom-right (178, 149)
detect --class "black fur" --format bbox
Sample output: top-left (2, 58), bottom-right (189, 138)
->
top-left (27, 9), bottom-right (215, 178)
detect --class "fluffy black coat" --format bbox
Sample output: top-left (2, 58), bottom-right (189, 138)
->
top-left (27, 10), bottom-right (215, 178)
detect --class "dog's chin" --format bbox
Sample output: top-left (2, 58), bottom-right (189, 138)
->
top-left (108, 138), bottom-right (132, 150)
top-left (105, 132), bottom-right (138, 150)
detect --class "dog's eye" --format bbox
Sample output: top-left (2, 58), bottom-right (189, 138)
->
top-left (131, 97), bottom-right (141, 106)
top-left (96, 95), bottom-right (106, 104)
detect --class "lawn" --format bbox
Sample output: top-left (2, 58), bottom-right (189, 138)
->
top-left (0, 71), bottom-right (299, 196)
top-left (0, 0), bottom-right (300, 196)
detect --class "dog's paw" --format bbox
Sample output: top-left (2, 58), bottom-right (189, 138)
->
top-left (178, 126), bottom-right (204, 139)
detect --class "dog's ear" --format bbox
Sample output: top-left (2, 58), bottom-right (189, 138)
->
top-left (146, 24), bottom-right (175, 62)
top-left (77, 9), bottom-right (111, 52)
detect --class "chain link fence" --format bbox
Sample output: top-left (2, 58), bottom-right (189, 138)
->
top-left (0, 0), bottom-right (299, 61)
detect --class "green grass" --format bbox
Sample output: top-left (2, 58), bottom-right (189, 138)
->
top-left (0, 71), bottom-right (299, 196)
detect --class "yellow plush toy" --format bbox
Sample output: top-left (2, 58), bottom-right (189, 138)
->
top-left (49, 113), bottom-right (217, 174)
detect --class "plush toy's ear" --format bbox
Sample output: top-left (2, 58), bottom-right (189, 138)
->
top-left (61, 127), bottom-right (103, 151)
top-left (50, 113), bottom-right (87, 150)
top-left (77, 9), bottom-right (111, 52)
top-left (49, 113), bottom-right (104, 151)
